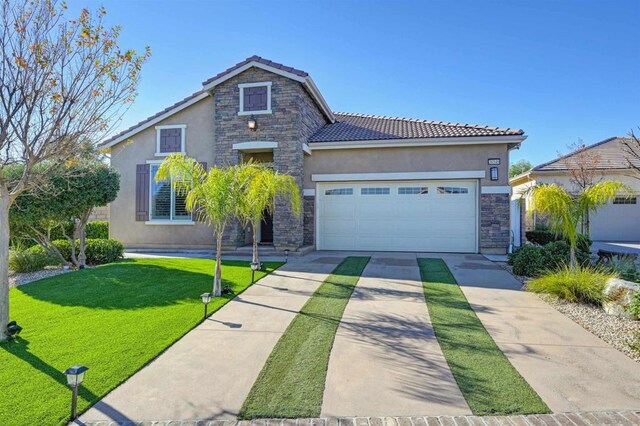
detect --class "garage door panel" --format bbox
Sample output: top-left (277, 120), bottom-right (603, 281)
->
top-left (317, 180), bottom-right (478, 253)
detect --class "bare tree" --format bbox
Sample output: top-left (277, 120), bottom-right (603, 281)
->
top-left (562, 140), bottom-right (603, 236)
top-left (0, 0), bottom-right (149, 340)
top-left (621, 128), bottom-right (640, 179)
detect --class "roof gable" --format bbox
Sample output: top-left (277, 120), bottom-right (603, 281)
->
top-left (533, 137), bottom-right (639, 172)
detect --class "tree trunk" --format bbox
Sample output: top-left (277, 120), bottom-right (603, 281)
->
top-left (569, 245), bottom-right (577, 270)
top-left (583, 210), bottom-right (590, 238)
top-left (252, 222), bottom-right (259, 266)
top-left (213, 233), bottom-right (223, 297)
top-left (75, 210), bottom-right (91, 269)
top-left (0, 185), bottom-right (11, 341)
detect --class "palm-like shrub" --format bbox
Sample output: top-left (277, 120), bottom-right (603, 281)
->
top-left (531, 181), bottom-right (629, 268)
top-left (156, 154), bottom-right (244, 297)
top-left (235, 163), bottom-right (301, 267)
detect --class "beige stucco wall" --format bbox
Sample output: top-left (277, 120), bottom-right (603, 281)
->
top-left (303, 143), bottom-right (511, 188)
top-left (109, 96), bottom-right (216, 248)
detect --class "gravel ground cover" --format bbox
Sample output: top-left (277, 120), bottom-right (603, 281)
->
top-left (8, 267), bottom-right (71, 288)
top-left (496, 262), bottom-right (640, 363)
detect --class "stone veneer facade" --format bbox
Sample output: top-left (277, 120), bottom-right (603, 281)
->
top-left (212, 68), bottom-right (326, 250)
top-left (480, 193), bottom-right (511, 253)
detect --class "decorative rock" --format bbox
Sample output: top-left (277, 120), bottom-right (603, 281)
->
top-left (603, 278), bottom-right (640, 319)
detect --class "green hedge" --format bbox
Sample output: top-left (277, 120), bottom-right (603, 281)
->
top-left (508, 241), bottom-right (591, 277)
top-left (525, 230), bottom-right (591, 253)
top-left (26, 238), bottom-right (124, 266)
top-left (11, 221), bottom-right (109, 249)
top-left (86, 221), bottom-right (109, 239)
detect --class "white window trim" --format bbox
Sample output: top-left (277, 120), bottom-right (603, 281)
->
top-left (155, 124), bottom-right (187, 157)
top-left (146, 162), bottom-right (194, 224)
top-left (238, 82), bottom-right (272, 115)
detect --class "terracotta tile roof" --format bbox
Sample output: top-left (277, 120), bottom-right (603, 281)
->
top-left (100, 90), bottom-right (206, 147)
top-left (202, 55), bottom-right (308, 86)
top-left (308, 112), bottom-right (524, 142)
top-left (533, 137), bottom-right (640, 172)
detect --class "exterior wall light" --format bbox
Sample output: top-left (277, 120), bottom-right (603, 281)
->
top-left (248, 118), bottom-right (257, 131)
top-left (200, 292), bottom-right (212, 321)
top-left (490, 167), bottom-right (499, 181)
top-left (64, 365), bottom-right (89, 421)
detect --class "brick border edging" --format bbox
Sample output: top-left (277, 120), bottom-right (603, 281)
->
top-left (77, 411), bottom-right (640, 426)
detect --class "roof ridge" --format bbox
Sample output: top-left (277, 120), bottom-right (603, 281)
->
top-left (333, 111), bottom-right (519, 133)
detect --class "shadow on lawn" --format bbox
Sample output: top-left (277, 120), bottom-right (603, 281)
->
top-left (16, 261), bottom-right (245, 310)
top-left (0, 337), bottom-right (136, 424)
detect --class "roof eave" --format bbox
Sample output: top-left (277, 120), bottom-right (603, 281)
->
top-left (99, 92), bottom-right (211, 149)
top-left (308, 134), bottom-right (527, 150)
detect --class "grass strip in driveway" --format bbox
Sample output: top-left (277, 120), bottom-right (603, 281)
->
top-left (418, 258), bottom-right (549, 416)
top-left (0, 258), bottom-right (281, 426)
top-left (239, 256), bottom-right (371, 419)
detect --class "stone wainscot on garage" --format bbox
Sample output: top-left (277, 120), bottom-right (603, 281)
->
top-left (100, 56), bottom-right (526, 254)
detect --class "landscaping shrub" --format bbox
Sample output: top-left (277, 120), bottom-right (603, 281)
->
top-left (508, 245), bottom-right (545, 277)
top-left (527, 265), bottom-right (614, 305)
top-left (604, 257), bottom-right (639, 283)
top-left (525, 230), bottom-right (591, 252)
top-left (26, 238), bottom-right (123, 266)
top-left (9, 249), bottom-right (54, 273)
top-left (84, 238), bottom-right (124, 264)
top-left (629, 293), bottom-right (640, 321)
top-left (86, 221), bottom-right (109, 239)
top-left (508, 241), bottom-right (590, 277)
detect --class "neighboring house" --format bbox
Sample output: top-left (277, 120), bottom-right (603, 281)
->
top-left (510, 136), bottom-right (640, 245)
top-left (100, 56), bottom-right (526, 254)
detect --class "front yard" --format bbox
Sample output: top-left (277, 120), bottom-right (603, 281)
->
top-left (0, 258), bottom-right (281, 426)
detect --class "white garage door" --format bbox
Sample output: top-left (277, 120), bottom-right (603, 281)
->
top-left (317, 180), bottom-right (478, 252)
top-left (589, 196), bottom-right (640, 241)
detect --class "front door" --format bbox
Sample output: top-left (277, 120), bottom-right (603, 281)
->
top-left (260, 210), bottom-right (274, 244)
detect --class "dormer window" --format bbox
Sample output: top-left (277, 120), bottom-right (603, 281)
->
top-left (238, 82), bottom-right (272, 115)
top-left (155, 125), bottom-right (186, 156)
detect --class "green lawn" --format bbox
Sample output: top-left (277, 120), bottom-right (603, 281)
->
top-left (0, 258), bottom-right (281, 426)
top-left (239, 256), bottom-right (370, 419)
top-left (418, 258), bottom-right (549, 416)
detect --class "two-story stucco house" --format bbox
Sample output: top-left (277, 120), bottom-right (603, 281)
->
top-left (100, 56), bottom-right (526, 254)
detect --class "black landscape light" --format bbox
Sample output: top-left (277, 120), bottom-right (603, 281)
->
top-left (6, 321), bottom-right (22, 338)
top-left (251, 261), bottom-right (261, 284)
top-left (64, 365), bottom-right (88, 421)
top-left (200, 292), bottom-right (212, 320)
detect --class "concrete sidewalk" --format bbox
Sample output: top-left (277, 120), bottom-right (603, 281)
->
top-left (440, 253), bottom-right (640, 413)
top-left (79, 253), bottom-right (346, 423)
top-left (321, 252), bottom-right (470, 417)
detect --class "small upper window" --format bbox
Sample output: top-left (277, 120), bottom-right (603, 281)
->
top-left (613, 196), bottom-right (637, 205)
top-left (437, 186), bottom-right (469, 194)
top-left (325, 188), bottom-right (353, 196)
top-left (239, 82), bottom-right (272, 115)
top-left (399, 187), bottom-right (429, 195)
top-left (156, 125), bottom-right (186, 156)
top-left (361, 187), bottom-right (390, 195)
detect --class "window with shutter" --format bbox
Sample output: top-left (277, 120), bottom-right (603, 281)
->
top-left (155, 125), bottom-right (186, 156)
top-left (135, 164), bottom-right (150, 221)
top-left (145, 164), bottom-right (193, 223)
top-left (238, 82), bottom-right (272, 115)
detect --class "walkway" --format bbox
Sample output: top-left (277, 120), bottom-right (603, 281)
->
top-left (440, 254), bottom-right (640, 413)
top-left (79, 253), bottom-right (345, 423)
top-left (322, 252), bottom-right (469, 417)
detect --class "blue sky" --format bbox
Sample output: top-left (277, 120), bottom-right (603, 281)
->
top-left (68, 0), bottom-right (639, 166)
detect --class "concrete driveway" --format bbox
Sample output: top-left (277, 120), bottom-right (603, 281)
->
top-left (441, 254), bottom-right (640, 413)
top-left (80, 251), bottom-right (640, 423)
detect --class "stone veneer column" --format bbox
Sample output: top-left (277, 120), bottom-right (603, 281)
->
top-left (480, 193), bottom-right (510, 254)
top-left (302, 195), bottom-right (315, 246)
